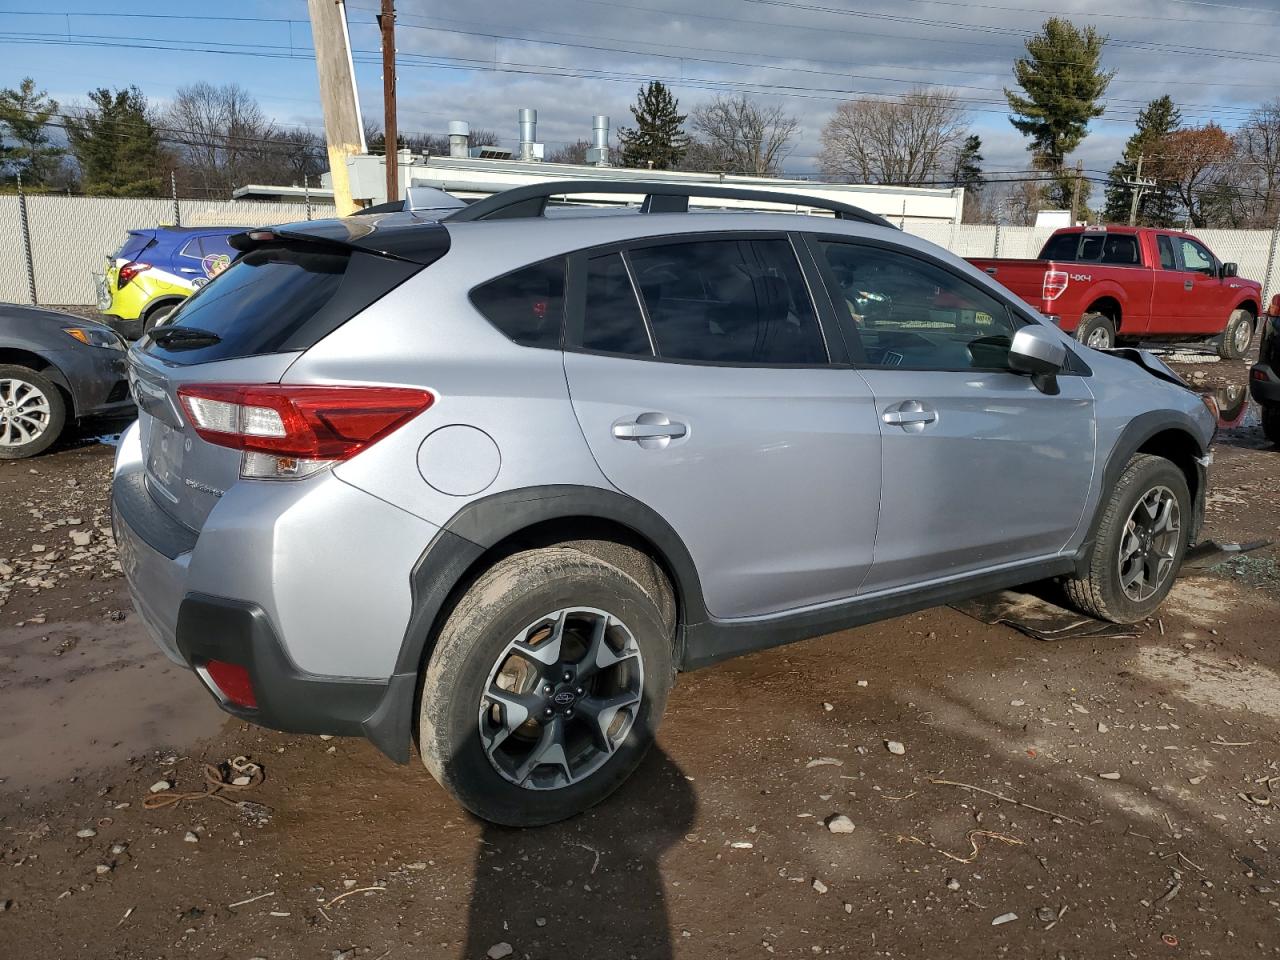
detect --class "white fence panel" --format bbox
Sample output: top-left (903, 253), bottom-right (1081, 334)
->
top-left (0, 197), bottom-right (31, 304)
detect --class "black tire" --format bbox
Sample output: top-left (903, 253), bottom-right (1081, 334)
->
top-left (0, 364), bottom-right (67, 460)
top-left (1218, 308), bottom-right (1254, 360)
top-left (1064, 454), bottom-right (1191, 623)
top-left (1076, 313), bottom-right (1116, 350)
top-left (419, 546), bottom-right (674, 827)
top-left (142, 301), bottom-right (177, 332)
top-left (1263, 404), bottom-right (1280, 447)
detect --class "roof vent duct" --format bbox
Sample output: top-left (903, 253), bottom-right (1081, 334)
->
top-left (586, 115), bottom-right (610, 167)
top-left (447, 120), bottom-right (470, 159)
top-left (518, 108), bottom-right (542, 161)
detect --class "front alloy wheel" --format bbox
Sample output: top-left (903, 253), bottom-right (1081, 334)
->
top-left (0, 366), bottom-right (66, 460)
top-left (1064, 453), bottom-right (1191, 623)
top-left (1117, 486), bottom-right (1181, 603)
top-left (480, 607), bottom-right (644, 790)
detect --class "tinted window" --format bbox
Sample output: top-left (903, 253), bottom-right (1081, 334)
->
top-left (114, 232), bottom-right (153, 261)
top-left (627, 239), bottom-right (826, 365)
top-left (471, 258), bottom-right (565, 348)
top-left (1179, 237), bottom-right (1214, 274)
top-left (819, 241), bottom-right (1018, 371)
top-left (582, 253), bottom-right (651, 355)
top-left (1101, 234), bottom-right (1140, 265)
top-left (143, 242), bottom-right (420, 365)
top-left (1157, 235), bottom-right (1177, 270)
top-left (1039, 233), bottom-right (1080, 261)
top-left (1078, 234), bottom-right (1105, 261)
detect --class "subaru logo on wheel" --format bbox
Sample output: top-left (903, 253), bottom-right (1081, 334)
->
top-left (552, 690), bottom-right (576, 706)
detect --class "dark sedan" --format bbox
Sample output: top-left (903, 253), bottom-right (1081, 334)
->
top-left (1250, 294), bottom-right (1280, 446)
top-left (0, 304), bottom-right (134, 459)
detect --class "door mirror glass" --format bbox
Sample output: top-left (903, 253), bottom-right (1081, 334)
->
top-left (1221, 261), bottom-right (1238, 278)
top-left (1009, 326), bottom-right (1068, 394)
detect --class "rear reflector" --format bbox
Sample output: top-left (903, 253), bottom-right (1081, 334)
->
top-left (1042, 270), bottom-right (1069, 302)
top-left (178, 383), bottom-right (434, 480)
top-left (205, 659), bottom-right (257, 709)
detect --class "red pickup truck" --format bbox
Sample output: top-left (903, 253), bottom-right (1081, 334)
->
top-left (968, 226), bottom-right (1262, 358)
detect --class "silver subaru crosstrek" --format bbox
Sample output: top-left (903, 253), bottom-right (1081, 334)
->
top-left (113, 181), bottom-right (1216, 826)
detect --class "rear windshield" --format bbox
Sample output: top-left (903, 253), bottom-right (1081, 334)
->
top-left (114, 232), bottom-right (154, 262)
top-left (141, 242), bottom-right (421, 365)
top-left (1039, 231), bottom-right (1142, 266)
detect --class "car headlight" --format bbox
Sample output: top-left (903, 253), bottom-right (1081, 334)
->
top-left (63, 326), bottom-right (125, 351)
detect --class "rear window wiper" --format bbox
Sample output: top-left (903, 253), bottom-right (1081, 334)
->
top-left (149, 326), bottom-right (223, 349)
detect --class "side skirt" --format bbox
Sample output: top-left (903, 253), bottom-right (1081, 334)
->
top-left (681, 556), bottom-right (1077, 670)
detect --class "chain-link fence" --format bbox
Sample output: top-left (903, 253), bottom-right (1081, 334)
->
top-left (1, 193), bottom-right (339, 306)
top-left (3, 192), bottom-right (1279, 307)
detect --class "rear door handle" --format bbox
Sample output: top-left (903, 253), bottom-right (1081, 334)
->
top-left (612, 413), bottom-right (687, 448)
top-left (1184, 279), bottom-right (1194, 291)
top-left (882, 400), bottom-right (937, 432)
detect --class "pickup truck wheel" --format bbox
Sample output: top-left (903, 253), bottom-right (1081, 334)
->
top-left (418, 546), bottom-right (674, 827)
top-left (0, 365), bottom-right (66, 460)
top-left (1263, 405), bottom-right (1280, 446)
top-left (1218, 309), bottom-right (1254, 360)
top-left (1076, 313), bottom-right (1116, 350)
top-left (1064, 454), bottom-right (1190, 623)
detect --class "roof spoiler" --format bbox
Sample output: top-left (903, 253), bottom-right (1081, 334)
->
top-left (227, 214), bottom-right (451, 265)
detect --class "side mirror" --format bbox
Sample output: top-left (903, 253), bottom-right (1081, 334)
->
top-left (1221, 262), bottom-right (1238, 278)
top-left (1009, 325), bottom-right (1068, 395)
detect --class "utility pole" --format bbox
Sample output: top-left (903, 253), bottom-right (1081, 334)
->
top-left (378, 0), bottom-right (398, 204)
top-left (1125, 153), bottom-right (1157, 227)
top-left (307, 0), bottom-right (367, 215)
top-left (1070, 159), bottom-right (1084, 225)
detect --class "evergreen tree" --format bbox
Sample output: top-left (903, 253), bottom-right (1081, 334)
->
top-left (1005, 19), bottom-right (1113, 209)
top-left (65, 87), bottom-right (166, 196)
top-left (0, 77), bottom-right (63, 186)
top-left (950, 135), bottom-right (985, 192)
top-left (1103, 96), bottom-right (1181, 226)
top-left (617, 81), bottom-right (689, 170)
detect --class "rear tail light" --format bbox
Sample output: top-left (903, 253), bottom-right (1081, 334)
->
top-left (118, 261), bottom-right (151, 288)
top-left (178, 383), bottom-right (434, 480)
top-left (1042, 270), bottom-right (1069, 302)
top-left (204, 659), bottom-right (257, 709)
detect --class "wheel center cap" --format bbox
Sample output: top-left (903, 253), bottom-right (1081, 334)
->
top-left (551, 688), bottom-right (578, 708)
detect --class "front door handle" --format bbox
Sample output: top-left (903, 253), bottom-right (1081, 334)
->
top-left (613, 413), bottom-right (688, 448)
top-left (882, 400), bottom-right (938, 432)
top-left (1184, 279), bottom-right (1194, 291)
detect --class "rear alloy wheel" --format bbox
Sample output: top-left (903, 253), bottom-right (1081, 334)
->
top-left (1218, 309), bottom-right (1254, 360)
top-left (419, 546), bottom-right (673, 826)
top-left (1064, 454), bottom-right (1190, 623)
top-left (0, 365), bottom-right (66, 460)
top-left (1076, 313), bottom-right (1116, 350)
top-left (143, 302), bottom-right (176, 332)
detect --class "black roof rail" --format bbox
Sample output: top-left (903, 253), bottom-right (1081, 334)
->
top-left (444, 179), bottom-right (898, 229)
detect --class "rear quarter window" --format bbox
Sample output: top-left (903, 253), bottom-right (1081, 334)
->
top-left (141, 242), bottom-right (422, 365)
top-left (470, 258), bottom-right (566, 348)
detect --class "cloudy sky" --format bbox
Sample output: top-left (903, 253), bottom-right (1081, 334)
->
top-left (3, 0), bottom-right (1278, 192)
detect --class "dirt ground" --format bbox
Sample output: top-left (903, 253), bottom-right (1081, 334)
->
top-left (1, 351), bottom-right (1277, 960)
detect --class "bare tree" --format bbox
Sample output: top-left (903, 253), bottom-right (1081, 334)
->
top-left (548, 139), bottom-right (592, 164)
top-left (819, 88), bottom-right (966, 186)
top-left (1150, 124), bottom-right (1236, 228)
top-left (688, 94), bottom-right (798, 176)
top-left (1235, 99), bottom-right (1280, 227)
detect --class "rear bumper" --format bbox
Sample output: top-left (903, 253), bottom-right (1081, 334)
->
top-left (1250, 363), bottom-right (1280, 405)
top-left (110, 419), bottom-right (440, 761)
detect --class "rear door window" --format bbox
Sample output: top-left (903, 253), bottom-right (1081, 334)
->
top-left (1157, 235), bottom-right (1178, 270)
top-left (582, 252), bottom-right (652, 356)
top-left (142, 242), bottom-right (421, 364)
top-left (626, 238), bottom-right (827, 365)
top-left (1100, 234), bottom-right (1140, 265)
top-left (471, 258), bottom-right (566, 348)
